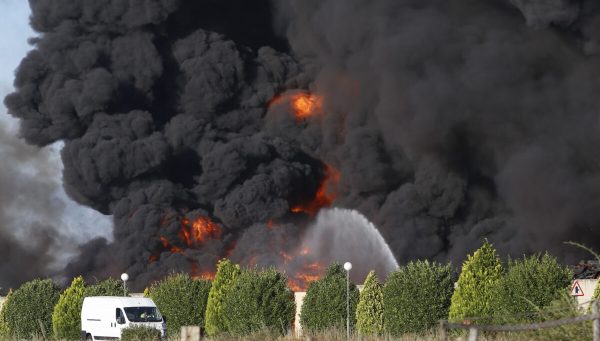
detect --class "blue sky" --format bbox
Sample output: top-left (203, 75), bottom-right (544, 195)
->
top-left (0, 0), bottom-right (112, 266)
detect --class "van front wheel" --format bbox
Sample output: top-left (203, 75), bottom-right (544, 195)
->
top-left (86, 334), bottom-right (93, 341)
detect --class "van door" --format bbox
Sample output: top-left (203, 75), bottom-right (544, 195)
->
top-left (115, 308), bottom-right (128, 337)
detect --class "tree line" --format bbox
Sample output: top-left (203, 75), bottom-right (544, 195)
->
top-left (0, 240), bottom-right (584, 339)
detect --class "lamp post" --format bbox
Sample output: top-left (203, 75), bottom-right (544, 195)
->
top-left (343, 262), bottom-right (352, 340)
top-left (120, 273), bottom-right (129, 296)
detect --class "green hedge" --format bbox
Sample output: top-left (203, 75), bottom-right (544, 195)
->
top-left (495, 253), bottom-right (571, 322)
top-left (85, 278), bottom-right (125, 296)
top-left (356, 271), bottom-right (384, 335)
top-left (383, 260), bottom-right (454, 334)
top-left (205, 259), bottom-right (241, 336)
top-left (222, 268), bottom-right (295, 335)
top-left (148, 273), bottom-right (211, 333)
top-left (120, 325), bottom-right (161, 341)
top-left (52, 276), bottom-right (86, 340)
top-left (300, 263), bottom-right (359, 333)
top-left (2, 279), bottom-right (60, 339)
top-left (0, 289), bottom-right (13, 337)
top-left (449, 240), bottom-right (503, 323)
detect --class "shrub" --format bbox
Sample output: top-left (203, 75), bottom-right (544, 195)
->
top-left (52, 276), bottom-right (86, 340)
top-left (120, 325), bottom-right (161, 341)
top-left (529, 292), bottom-right (591, 341)
top-left (222, 268), bottom-right (295, 335)
top-left (0, 289), bottom-right (13, 337)
top-left (2, 278), bottom-right (60, 339)
top-left (383, 260), bottom-right (454, 334)
top-left (85, 278), bottom-right (125, 296)
top-left (449, 240), bottom-right (503, 323)
top-left (356, 271), bottom-right (384, 335)
top-left (494, 253), bottom-right (571, 323)
top-left (300, 263), bottom-right (359, 333)
top-left (147, 273), bottom-right (211, 334)
top-left (205, 259), bottom-right (241, 336)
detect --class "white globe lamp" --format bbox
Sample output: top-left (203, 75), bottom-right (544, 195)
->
top-left (343, 262), bottom-right (352, 340)
top-left (121, 273), bottom-right (129, 296)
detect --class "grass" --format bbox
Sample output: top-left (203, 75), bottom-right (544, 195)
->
top-left (0, 329), bottom-right (586, 341)
top-left (183, 328), bottom-right (544, 341)
top-left (0, 314), bottom-right (593, 341)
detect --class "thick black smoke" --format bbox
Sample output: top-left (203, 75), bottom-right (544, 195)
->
top-left (272, 0), bottom-right (600, 264)
top-left (6, 0), bottom-right (600, 288)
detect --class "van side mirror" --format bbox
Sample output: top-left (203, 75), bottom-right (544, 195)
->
top-left (117, 316), bottom-right (126, 325)
top-left (162, 315), bottom-right (167, 323)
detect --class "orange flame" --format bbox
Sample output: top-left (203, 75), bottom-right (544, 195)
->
top-left (280, 251), bottom-right (293, 264)
top-left (291, 164), bottom-right (340, 216)
top-left (195, 271), bottom-right (215, 281)
top-left (292, 93), bottom-right (323, 120)
top-left (288, 261), bottom-right (325, 292)
top-left (268, 92), bottom-right (324, 121)
top-left (191, 262), bottom-right (216, 281)
top-left (159, 236), bottom-right (169, 248)
top-left (179, 216), bottom-right (222, 248)
top-left (150, 216), bottom-right (223, 262)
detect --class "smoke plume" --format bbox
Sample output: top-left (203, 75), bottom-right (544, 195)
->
top-left (0, 122), bottom-right (63, 291)
top-left (6, 0), bottom-right (600, 288)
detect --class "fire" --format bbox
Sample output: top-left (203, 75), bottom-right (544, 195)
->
top-left (288, 261), bottom-right (325, 292)
top-left (191, 262), bottom-right (216, 280)
top-left (159, 236), bottom-right (169, 248)
top-left (150, 216), bottom-right (223, 261)
top-left (179, 216), bottom-right (222, 247)
top-left (292, 93), bottom-right (323, 120)
top-left (266, 219), bottom-right (277, 230)
top-left (271, 245), bottom-right (326, 291)
top-left (268, 92), bottom-right (324, 121)
top-left (195, 271), bottom-right (215, 280)
top-left (291, 164), bottom-right (341, 216)
top-left (279, 251), bottom-right (293, 264)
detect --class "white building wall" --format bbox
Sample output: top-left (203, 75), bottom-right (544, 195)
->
top-left (572, 279), bottom-right (598, 310)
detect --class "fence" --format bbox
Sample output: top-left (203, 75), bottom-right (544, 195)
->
top-left (438, 300), bottom-right (600, 341)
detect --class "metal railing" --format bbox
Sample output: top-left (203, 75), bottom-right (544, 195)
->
top-left (439, 300), bottom-right (600, 341)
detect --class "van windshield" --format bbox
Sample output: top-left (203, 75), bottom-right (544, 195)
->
top-left (124, 306), bottom-right (163, 322)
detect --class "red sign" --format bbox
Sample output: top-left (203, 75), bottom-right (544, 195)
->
top-left (571, 281), bottom-right (584, 297)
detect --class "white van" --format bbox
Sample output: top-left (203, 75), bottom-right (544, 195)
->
top-left (81, 296), bottom-right (167, 340)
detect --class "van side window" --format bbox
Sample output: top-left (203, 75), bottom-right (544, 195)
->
top-left (116, 308), bottom-right (125, 324)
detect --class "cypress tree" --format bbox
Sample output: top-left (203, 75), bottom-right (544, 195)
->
top-left (52, 276), bottom-right (86, 340)
top-left (449, 240), bottom-right (503, 323)
top-left (204, 259), bottom-right (241, 336)
top-left (356, 271), bottom-right (384, 335)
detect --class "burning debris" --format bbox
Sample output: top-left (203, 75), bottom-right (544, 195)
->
top-left (5, 0), bottom-right (600, 289)
top-left (573, 261), bottom-right (600, 280)
top-left (291, 164), bottom-right (340, 217)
